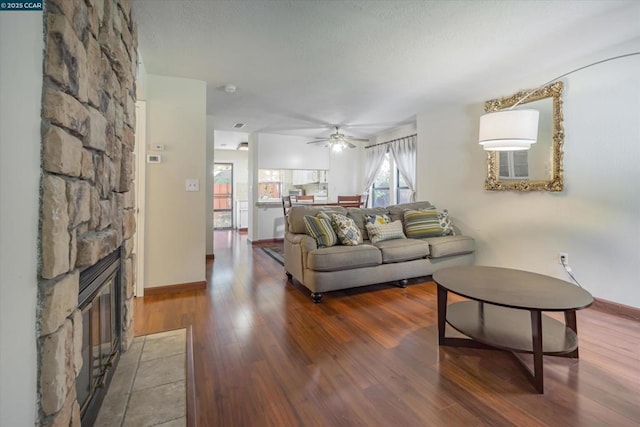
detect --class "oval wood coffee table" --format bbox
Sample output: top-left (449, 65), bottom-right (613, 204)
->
top-left (432, 265), bottom-right (593, 393)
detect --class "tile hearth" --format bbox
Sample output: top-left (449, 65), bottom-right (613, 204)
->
top-left (94, 329), bottom-right (187, 426)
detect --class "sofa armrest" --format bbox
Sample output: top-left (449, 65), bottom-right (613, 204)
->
top-left (284, 232), bottom-right (317, 282)
top-left (285, 232), bottom-right (317, 251)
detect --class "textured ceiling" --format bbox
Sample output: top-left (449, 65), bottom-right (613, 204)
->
top-left (133, 0), bottom-right (640, 147)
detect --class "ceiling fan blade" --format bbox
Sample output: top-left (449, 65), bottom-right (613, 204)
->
top-left (347, 141), bottom-right (357, 148)
top-left (306, 139), bottom-right (329, 144)
top-left (345, 137), bottom-right (369, 142)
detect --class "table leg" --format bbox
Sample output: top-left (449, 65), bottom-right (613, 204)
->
top-left (437, 285), bottom-right (448, 344)
top-left (530, 310), bottom-right (544, 393)
top-left (564, 309), bottom-right (579, 358)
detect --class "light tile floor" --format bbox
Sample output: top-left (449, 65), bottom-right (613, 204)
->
top-left (95, 329), bottom-right (187, 427)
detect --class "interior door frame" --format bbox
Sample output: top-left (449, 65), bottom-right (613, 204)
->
top-left (213, 162), bottom-right (234, 229)
top-left (134, 100), bottom-right (146, 297)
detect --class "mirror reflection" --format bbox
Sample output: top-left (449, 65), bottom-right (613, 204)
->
top-left (485, 81), bottom-right (564, 192)
top-left (499, 98), bottom-right (553, 181)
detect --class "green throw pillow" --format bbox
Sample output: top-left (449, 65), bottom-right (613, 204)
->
top-left (303, 213), bottom-right (338, 248)
top-left (365, 220), bottom-right (406, 244)
top-left (331, 213), bottom-right (363, 246)
top-left (404, 208), bottom-right (446, 238)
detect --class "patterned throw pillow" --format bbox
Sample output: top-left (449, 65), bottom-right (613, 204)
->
top-left (303, 213), bottom-right (338, 248)
top-left (404, 208), bottom-right (446, 238)
top-left (331, 213), bottom-right (363, 246)
top-left (438, 209), bottom-right (455, 236)
top-left (365, 220), bottom-right (406, 244)
top-left (364, 213), bottom-right (391, 225)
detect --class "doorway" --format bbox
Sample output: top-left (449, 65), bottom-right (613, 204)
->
top-left (213, 163), bottom-right (233, 229)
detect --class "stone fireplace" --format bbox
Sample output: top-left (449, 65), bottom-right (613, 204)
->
top-left (37, 0), bottom-right (137, 425)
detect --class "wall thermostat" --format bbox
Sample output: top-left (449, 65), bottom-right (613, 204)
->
top-left (150, 144), bottom-right (165, 151)
top-left (147, 154), bottom-right (162, 163)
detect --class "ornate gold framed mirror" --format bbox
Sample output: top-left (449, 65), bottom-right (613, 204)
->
top-left (484, 81), bottom-right (564, 191)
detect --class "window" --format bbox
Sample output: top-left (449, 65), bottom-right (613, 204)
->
top-left (397, 169), bottom-right (412, 204)
top-left (213, 163), bottom-right (233, 228)
top-left (499, 151), bottom-right (529, 179)
top-left (371, 152), bottom-right (391, 207)
top-left (258, 169), bottom-right (282, 200)
top-left (370, 151), bottom-right (412, 207)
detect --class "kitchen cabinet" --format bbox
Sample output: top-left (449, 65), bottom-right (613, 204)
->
top-left (292, 170), bottom-right (317, 185)
top-left (291, 170), bottom-right (327, 185)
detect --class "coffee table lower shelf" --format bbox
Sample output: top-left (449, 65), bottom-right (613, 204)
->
top-left (440, 301), bottom-right (579, 393)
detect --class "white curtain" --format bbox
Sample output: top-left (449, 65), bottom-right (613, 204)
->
top-left (362, 144), bottom-right (388, 206)
top-left (389, 135), bottom-right (417, 202)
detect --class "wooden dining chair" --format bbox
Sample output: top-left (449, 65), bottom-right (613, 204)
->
top-left (361, 193), bottom-right (369, 208)
top-left (296, 195), bottom-right (315, 203)
top-left (337, 195), bottom-right (362, 208)
top-left (282, 196), bottom-right (292, 216)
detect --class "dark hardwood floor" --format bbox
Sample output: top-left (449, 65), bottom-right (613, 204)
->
top-left (134, 231), bottom-right (640, 426)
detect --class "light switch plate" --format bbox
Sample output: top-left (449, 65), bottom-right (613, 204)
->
top-left (185, 179), bottom-right (199, 192)
top-left (147, 154), bottom-right (162, 163)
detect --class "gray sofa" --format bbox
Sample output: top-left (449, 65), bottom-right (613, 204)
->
top-left (284, 201), bottom-right (475, 302)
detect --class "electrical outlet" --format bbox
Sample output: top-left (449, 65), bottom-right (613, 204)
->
top-left (559, 252), bottom-right (568, 265)
top-left (185, 179), bottom-right (200, 192)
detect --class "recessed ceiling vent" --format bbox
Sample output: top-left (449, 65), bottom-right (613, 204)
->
top-left (237, 142), bottom-right (249, 151)
top-left (233, 123), bottom-right (245, 129)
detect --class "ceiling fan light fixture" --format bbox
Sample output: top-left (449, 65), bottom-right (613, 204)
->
top-left (331, 141), bottom-right (345, 152)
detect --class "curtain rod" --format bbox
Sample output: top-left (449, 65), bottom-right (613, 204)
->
top-left (364, 133), bottom-right (417, 149)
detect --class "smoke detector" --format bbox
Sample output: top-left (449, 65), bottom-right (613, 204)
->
top-left (224, 84), bottom-right (237, 93)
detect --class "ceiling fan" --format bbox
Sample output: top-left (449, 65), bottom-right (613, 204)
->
top-left (306, 126), bottom-right (369, 152)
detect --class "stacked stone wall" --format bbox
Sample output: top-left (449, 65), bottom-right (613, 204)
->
top-left (37, 0), bottom-right (137, 424)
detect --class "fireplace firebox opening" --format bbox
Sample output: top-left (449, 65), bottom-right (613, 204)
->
top-left (76, 248), bottom-right (123, 426)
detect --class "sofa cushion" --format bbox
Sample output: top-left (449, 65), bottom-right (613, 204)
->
top-left (346, 207), bottom-right (390, 240)
top-left (387, 201), bottom-right (433, 223)
top-left (289, 206), bottom-right (348, 234)
top-left (331, 213), bottom-right (363, 246)
top-left (404, 208), bottom-right (446, 238)
top-left (366, 220), bottom-right (406, 244)
top-left (304, 214), bottom-right (338, 248)
top-left (374, 238), bottom-right (429, 263)
top-left (424, 235), bottom-right (475, 258)
top-left (307, 244), bottom-right (382, 271)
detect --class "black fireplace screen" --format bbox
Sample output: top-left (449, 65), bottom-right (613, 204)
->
top-left (77, 248), bottom-right (122, 425)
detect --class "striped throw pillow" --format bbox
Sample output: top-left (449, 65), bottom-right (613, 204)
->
top-left (365, 220), bottom-right (406, 244)
top-left (304, 213), bottom-right (338, 248)
top-left (404, 208), bottom-right (446, 238)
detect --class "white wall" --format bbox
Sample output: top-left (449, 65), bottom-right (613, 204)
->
top-left (136, 52), bottom-right (148, 100)
top-left (416, 44), bottom-right (640, 307)
top-left (0, 11), bottom-right (42, 426)
top-left (145, 75), bottom-right (207, 287)
top-left (328, 144), bottom-right (363, 199)
top-left (257, 133), bottom-right (330, 170)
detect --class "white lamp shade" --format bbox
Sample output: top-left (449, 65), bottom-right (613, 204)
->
top-left (479, 109), bottom-right (539, 151)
